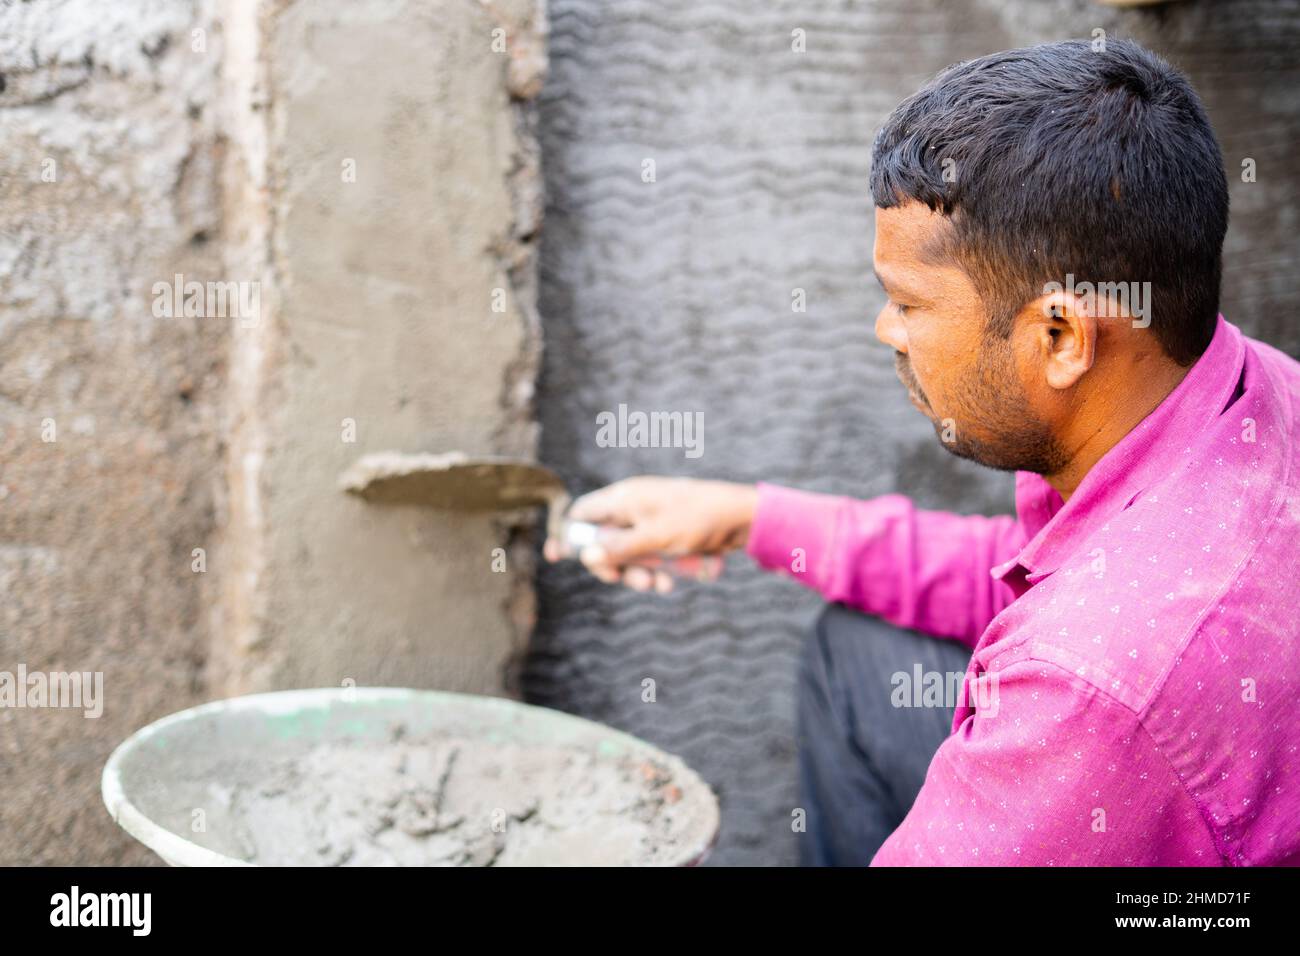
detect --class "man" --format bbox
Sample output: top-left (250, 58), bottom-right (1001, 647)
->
top-left (543, 39), bottom-right (1300, 866)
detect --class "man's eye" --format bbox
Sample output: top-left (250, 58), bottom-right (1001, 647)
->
top-left (894, 302), bottom-right (913, 315)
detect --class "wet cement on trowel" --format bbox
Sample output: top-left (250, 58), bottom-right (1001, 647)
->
top-left (208, 725), bottom-right (712, 866)
top-left (340, 451), bottom-right (567, 511)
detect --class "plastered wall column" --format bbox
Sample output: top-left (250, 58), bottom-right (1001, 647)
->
top-left (214, 0), bottom-right (547, 697)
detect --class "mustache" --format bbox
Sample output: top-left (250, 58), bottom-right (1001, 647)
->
top-left (894, 352), bottom-right (930, 407)
top-left (894, 352), bottom-right (918, 391)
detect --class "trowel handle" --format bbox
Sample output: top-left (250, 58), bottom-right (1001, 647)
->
top-left (561, 520), bottom-right (723, 583)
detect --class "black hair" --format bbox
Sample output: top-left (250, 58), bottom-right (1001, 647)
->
top-left (870, 38), bottom-right (1228, 366)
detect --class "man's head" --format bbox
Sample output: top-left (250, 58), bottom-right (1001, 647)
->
top-left (870, 38), bottom-right (1229, 477)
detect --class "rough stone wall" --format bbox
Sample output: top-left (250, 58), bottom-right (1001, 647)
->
top-left (0, 0), bottom-right (545, 864)
top-left (528, 0), bottom-right (1300, 865)
top-left (0, 0), bottom-right (226, 865)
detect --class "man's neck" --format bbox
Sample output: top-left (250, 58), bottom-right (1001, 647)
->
top-left (1044, 353), bottom-right (1193, 503)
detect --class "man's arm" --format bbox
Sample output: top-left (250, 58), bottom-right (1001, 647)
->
top-left (868, 658), bottom-right (1221, 865)
top-left (744, 482), bottom-right (1025, 648)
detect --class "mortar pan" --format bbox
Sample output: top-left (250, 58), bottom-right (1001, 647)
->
top-left (103, 687), bottom-right (721, 867)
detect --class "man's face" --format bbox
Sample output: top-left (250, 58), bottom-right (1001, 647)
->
top-left (872, 202), bottom-right (1068, 475)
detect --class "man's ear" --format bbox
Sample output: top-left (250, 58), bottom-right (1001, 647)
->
top-left (1015, 288), bottom-right (1098, 390)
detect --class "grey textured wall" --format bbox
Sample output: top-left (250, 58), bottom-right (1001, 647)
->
top-left (527, 0), bottom-right (1300, 865)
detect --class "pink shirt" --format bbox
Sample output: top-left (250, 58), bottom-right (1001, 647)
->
top-left (746, 315), bottom-right (1300, 866)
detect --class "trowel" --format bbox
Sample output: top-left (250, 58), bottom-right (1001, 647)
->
top-left (339, 451), bottom-right (721, 581)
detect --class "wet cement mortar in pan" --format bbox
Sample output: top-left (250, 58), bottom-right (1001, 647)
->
top-left (207, 724), bottom-right (713, 866)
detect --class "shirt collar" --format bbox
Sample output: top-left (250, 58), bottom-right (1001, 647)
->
top-left (991, 313), bottom-right (1246, 585)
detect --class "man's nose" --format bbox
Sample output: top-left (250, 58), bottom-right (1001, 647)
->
top-left (874, 305), bottom-right (907, 353)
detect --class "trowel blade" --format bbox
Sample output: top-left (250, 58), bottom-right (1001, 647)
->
top-left (340, 452), bottom-right (568, 511)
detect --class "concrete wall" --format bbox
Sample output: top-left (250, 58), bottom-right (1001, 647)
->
top-left (213, 0), bottom-right (546, 697)
top-left (528, 0), bottom-right (1300, 865)
top-left (0, 0), bottom-right (545, 864)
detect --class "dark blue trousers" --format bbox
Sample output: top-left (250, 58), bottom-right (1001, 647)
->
top-left (796, 602), bottom-right (973, 865)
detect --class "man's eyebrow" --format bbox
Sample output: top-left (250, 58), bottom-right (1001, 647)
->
top-left (873, 267), bottom-right (918, 298)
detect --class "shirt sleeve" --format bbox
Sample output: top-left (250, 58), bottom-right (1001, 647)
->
top-left (744, 481), bottom-right (1025, 648)
top-left (868, 658), bottom-right (1221, 866)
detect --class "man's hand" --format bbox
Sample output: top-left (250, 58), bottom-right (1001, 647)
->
top-left (542, 476), bottom-right (758, 593)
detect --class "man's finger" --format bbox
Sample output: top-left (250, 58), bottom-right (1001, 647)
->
top-left (622, 566), bottom-right (654, 592)
top-left (578, 546), bottom-right (628, 584)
